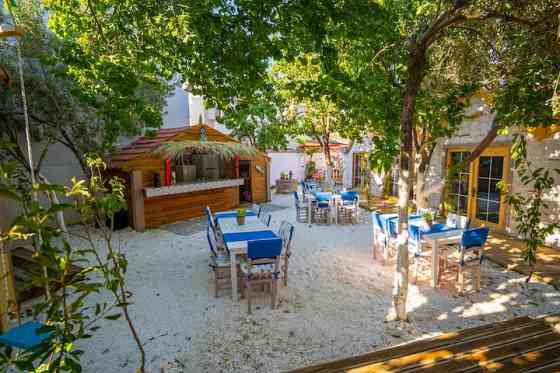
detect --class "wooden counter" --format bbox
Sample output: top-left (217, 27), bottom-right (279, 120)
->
top-left (143, 179), bottom-right (243, 228)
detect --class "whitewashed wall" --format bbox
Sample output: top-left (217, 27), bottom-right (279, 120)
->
top-left (268, 152), bottom-right (305, 187)
top-left (163, 85), bottom-right (189, 128)
top-left (3, 140), bottom-right (86, 225)
top-left (423, 96), bottom-right (560, 246)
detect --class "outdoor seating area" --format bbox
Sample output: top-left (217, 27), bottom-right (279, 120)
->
top-left (1, 2), bottom-right (559, 372)
top-left (372, 210), bottom-right (489, 294)
top-left (52, 193), bottom-right (557, 372)
top-left (294, 181), bottom-right (360, 225)
top-left (204, 204), bottom-right (294, 314)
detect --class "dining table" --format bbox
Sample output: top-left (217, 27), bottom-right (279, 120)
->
top-left (381, 213), bottom-right (464, 288)
top-left (218, 215), bottom-right (279, 303)
top-left (305, 192), bottom-right (344, 224)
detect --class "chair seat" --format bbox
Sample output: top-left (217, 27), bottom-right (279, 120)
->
top-left (240, 262), bottom-right (277, 279)
top-left (0, 321), bottom-right (52, 350)
top-left (444, 246), bottom-right (482, 265)
top-left (211, 252), bottom-right (231, 267)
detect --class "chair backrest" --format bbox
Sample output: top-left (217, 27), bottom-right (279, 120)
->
top-left (205, 206), bottom-right (216, 230)
top-left (446, 213), bottom-right (470, 229)
top-left (306, 182), bottom-right (318, 193)
top-left (408, 223), bottom-right (421, 243)
top-left (461, 227), bottom-right (489, 250)
top-left (372, 211), bottom-right (384, 232)
top-left (457, 215), bottom-right (470, 229)
top-left (260, 213), bottom-right (272, 226)
top-left (278, 221), bottom-right (295, 254)
top-left (315, 192), bottom-right (331, 202)
top-left (252, 205), bottom-right (262, 218)
top-left (446, 213), bottom-right (458, 228)
top-left (387, 216), bottom-right (398, 238)
top-left (247, 238), bottom-right (283, 260)
top-left (206, 227), bottom-right (218, 256)
top-left (340, 191), bottom-right (358, 201)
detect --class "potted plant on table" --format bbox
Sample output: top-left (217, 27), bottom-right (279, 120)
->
top-left (236, 208), bottom-right (247, 225)
top-left (422, 210), bottom-right (434, 228)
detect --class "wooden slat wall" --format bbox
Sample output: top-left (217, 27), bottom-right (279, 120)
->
top-left (144, 186), bottom-right (239, 228)
top-left (123, 155), bottom-right (164, 188)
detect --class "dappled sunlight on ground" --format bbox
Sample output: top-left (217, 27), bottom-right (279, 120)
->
top-left (73, 194), bottom-right (560, 373)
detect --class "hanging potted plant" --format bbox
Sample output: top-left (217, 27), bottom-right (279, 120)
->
top-left (236, 208), bottom-right (247, 225)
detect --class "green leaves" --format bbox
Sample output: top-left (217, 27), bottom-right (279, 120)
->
top-left (506, 134), bottom-right (560, 281)
top-left (0, 155), bottom-right (142, 372)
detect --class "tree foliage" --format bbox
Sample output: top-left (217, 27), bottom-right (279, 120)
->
top-left (0, 0), bottom-right (172, 178)
top-left (0, 155), bottom-right (145, 372)
top-left (503, 134), bottom-right (560, 282)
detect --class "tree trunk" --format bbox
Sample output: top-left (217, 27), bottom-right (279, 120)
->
top-left (323, 146), bottom-right (334, 187)
top-left (435, 122), bottom-right (501, 213)
top-left (393, 48), bottom-right (423, 321)
top-left (415, 168), bottom-right (427, 209)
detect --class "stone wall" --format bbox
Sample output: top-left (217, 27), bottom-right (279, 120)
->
top-left (424, 96), bottom-right (560, 247)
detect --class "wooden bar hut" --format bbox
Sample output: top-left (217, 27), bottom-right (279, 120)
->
top-left (108, 125), bottom-right (270, 231)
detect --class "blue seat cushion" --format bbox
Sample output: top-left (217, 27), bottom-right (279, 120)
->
top-left (0, 321), bottom-right (52, 350)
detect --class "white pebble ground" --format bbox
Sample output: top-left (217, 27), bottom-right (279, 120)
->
top-left (73, 194), bottom-right (560, 372)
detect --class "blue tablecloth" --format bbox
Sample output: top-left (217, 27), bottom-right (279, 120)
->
top-left (313, 192), bottom-right (333, 201)
top-left (223, 230), bottom-right (278, 243)
top-left (215, 210), bottom-right (257, 221)
top-left (380, 214), bottom-right (422, 237)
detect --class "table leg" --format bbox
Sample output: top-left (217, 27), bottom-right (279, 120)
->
top-left (231, 252), bottom-right (238, 303)
top-left (372, 226), bottom-right (377, 259)
top-left (431, 240), bottom-right (439, 288)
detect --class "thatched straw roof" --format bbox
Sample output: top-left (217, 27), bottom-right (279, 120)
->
top-left (156, 140), bottom-right (258, 160)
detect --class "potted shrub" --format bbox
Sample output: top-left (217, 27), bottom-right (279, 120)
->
top-left (421, 210), bottom-right (434, 228)
top-left (236, 208), bottom-right (247, 225)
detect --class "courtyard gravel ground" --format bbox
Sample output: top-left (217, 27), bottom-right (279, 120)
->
top-left (73, 194), bottom-right (560, 373)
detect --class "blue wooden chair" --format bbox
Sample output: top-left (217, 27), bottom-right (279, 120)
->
top-left (206, 226), bottom-right (235, 297)
top-left (239, 238), bottom-right (283, 314)
top-left (312, 192), bottom-right (331, 224)
top-left (205, 206), bottom-right (217, 230)
top-left (338, 191), bottom-right (359, 224)
top-left (0, 321), bottom-right (52, 351)
top-left (259, 213), bottom-right (272, 227)
top-left (293, 191), bottom-right (308, 222)
top-left (254, 205), bottom-right (263, 218)
top-left (371, 212), bottom-right (387, 261)
top-left (439, 227), bottom-right (489, 294)
top-left (408, 223), bottom-right (436, 284)
top-left (446, 212), bottom-right (470, 229)
top-left (277, 221), bottom-right (295, 286)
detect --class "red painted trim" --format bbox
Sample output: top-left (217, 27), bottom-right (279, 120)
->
top-left (235, 156), bottom-right (240, 178)
top-left (164, 159), bottom-right (171, 185)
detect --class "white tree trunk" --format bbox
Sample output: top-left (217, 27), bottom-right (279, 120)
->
top-left (393, 167), bottom-right (410, 321)
top-left (415, 169), bottom-right (428, 210)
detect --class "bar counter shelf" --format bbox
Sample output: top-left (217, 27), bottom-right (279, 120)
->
top-left (144, 178), bottom-right (245, 198)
